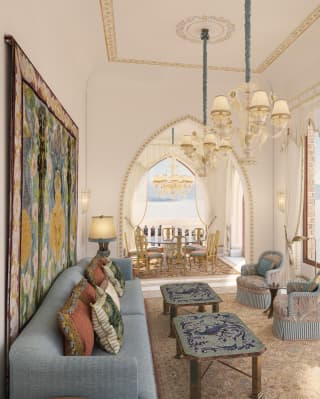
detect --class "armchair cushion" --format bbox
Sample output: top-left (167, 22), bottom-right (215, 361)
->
top-left (257, 258), bottom-right (274, 277)
top-left (305, 273), bottom-right (320, 292)
top-left (236, 275), bottom-right (268, 291)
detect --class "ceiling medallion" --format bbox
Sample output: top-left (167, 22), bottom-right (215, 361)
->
top-left (176, 16), bottom-right (235, 44)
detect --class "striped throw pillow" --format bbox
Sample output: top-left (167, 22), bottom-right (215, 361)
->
top-left (90, 286), bottom-right (124, 354)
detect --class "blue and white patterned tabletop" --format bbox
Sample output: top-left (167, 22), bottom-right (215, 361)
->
top-left (160, 282), bottom-right (222, 305)
top-left (174, 312), bottom-right (266, 359)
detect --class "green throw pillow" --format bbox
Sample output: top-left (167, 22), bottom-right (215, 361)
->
top-left (90, 286), bottom-right (124, 354)
top-left (103, 259), bottom-right (125, 297)
top-left (305, 273), bottom-right (320, 292)
top-left (257, 257), bottom-right (274, 277)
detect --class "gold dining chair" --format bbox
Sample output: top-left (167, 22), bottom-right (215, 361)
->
top-left (166, 235), bottom-right (187, 274)
top-left (134, 232), bottom-right (163, 275)
top-left (189, 232), bottom-right (218, 273)
top-left (162, 226), bottom-right (175, 241)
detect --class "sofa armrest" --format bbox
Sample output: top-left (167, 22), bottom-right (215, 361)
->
top-left (111, 257), bottom-right (133, 280)
top-left (10, 354), bottom-right (138, 399)
top-left (241, 263), bottom-right (258, 275)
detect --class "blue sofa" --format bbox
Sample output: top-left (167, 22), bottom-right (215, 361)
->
top-left (9, 257), bottom-right (157, 399)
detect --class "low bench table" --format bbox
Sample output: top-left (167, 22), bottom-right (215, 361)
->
top-left (174, 312), bottom-right (266, 399)
top-left (160, 282), bottom-right (222, 337)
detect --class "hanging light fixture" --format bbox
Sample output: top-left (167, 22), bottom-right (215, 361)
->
top-left (153, 128), bottom-right (193, 198)
top-left (181, 0), bottom-right (291, 168)
top-left (210, 0), bottom-right (291, 163)
top-left (181, 28), bottom-right (218, 176)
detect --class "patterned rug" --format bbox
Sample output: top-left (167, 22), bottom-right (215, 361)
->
top-left (134, 257), bottom-right (239, 279)
top-left (145, 294), bottom-right (320, 399)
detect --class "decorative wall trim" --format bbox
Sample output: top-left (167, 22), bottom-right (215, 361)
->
top-left (100, 0), bottom-right (320, 74)
top-left (255, 5), bottom-right (320, 73)
top-left (118, 115), bottom-right (254, 263)
top-left (289, 80), bottom-right (320, 111)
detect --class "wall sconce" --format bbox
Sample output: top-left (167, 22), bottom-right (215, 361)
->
top-left (80, 189), bottom-right (90, 213)
top-left (277, 192), bottom-right (286, 213)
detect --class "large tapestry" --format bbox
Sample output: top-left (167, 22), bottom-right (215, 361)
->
top-left (6, 37), bottom-right (78, 345)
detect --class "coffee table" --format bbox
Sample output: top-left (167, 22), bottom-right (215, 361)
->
top-left (160, 282), bottom-right (222, 337)
top-left (174, 312), bottom-right (266, 399)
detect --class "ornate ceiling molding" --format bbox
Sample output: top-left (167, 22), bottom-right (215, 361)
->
top-left (289, 80), bottom-right (320, 111)
top-left (99, 0), bottom-right (320, 74)
top-left (255, 5), bottom-right (320, 73)
top-left (176, 16), bottom-right (235, 45)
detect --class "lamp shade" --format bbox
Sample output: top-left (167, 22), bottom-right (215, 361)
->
top-left (271, 99), bottom-right (290, 117)
top-left (88, 215), bottom-right (116, 242)
top-left (211, 95), bottom-right (231, 113)
top-left (250, 90), bottom-right (270, 109)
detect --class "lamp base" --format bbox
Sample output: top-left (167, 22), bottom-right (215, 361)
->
top-left (97, 242), bottom-right (111, 258)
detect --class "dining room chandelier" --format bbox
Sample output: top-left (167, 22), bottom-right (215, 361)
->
top-left (153, 128), bottom-right (193, 198)
top-left (181, 0), bottom-right (291, 167)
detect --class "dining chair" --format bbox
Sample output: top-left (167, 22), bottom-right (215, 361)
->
top-left (166, 235), bottom-right (187, 274)
top-left (189, 232), bottom-right (216, 272)
top-left (134, 232), bottom-right (163, 275)
top-left (162, 226), bottom-right (175, 241)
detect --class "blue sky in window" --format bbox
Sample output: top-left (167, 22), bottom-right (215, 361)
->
top-left (148, 158), bottom-right (195, 201)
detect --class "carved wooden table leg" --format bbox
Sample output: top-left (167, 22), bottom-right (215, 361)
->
top-left (190, 359), bottom-right (201, 399)
top-left (198, 304), bottom-right (206, 312)
top-left (163, 299), bottom-right (170, 315)
top-left (212, 303), bottom-right (219, 313)
top-left (251, 355), bottom-right (264, 398)
top-left (169, 305), bottom-right (177, 338)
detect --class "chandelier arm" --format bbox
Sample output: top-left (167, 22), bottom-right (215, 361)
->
top-left (245, 0), bottom-right (251, 83)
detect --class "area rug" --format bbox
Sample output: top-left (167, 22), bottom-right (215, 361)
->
top-left (145, 294), bottom-right (320, 399)
top-left (135, 257), bottom-right (239, 279)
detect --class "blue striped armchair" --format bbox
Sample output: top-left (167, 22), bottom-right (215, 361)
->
top-left (236, 251), bottom-right (284, 309)
top-left (273, 274), bottom-right (320, 340)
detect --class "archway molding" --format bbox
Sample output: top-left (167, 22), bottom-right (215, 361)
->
top-left (118, 114), bottom-right (254, 262)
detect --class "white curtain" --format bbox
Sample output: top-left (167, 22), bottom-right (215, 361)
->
top-left (195, 175), bottom-right (213, 229)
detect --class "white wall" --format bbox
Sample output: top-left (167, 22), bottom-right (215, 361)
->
top-left (0, 0), bottom-right (105, 394)
top-left (87, 64), bottom-right (275, 262)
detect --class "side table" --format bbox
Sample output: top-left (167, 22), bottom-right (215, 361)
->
top-left (263, 283), bottom-right (285, 318)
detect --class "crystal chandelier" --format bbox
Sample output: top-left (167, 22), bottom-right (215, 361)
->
top-left (181, 0), bottom-right (291, 167)
top-left (153, 128), bottom-right (193, 198)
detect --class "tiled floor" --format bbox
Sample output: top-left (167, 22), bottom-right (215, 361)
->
top-left (141, 256), bottom-right (245, 298)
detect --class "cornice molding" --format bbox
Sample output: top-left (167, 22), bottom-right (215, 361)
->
top-left (255, 5), bottom-right (320, 73)
top-left (289, 80), bottom-right (320, 111)
top-left (100, 0), bottom-right (320, 73)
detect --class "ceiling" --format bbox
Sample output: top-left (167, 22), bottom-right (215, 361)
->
top-left (100, 0), bottom-right (320, 74)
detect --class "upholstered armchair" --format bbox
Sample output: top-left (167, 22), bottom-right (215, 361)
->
top-left (236, 251), bottom-right (284, 308)
top-left (273, 274), bottom-right (320, 340)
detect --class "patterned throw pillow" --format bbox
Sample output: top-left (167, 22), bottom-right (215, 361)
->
top-left (257, 257), bottom-right (275, 277)
top-left (305, 273), bottom-right (320, 292)
top-left (72, 278), bottom-right (96, 305)
top-left (90, 286), bottom-right (124, 354)
top-left (102, 258), bottom-right (125, 297)
top-left (57, 290), bottom-right (94, 356)
top-left (100, 279), bottom-right (121, 310)
top-left (85, 256), bottom-right (107, 286)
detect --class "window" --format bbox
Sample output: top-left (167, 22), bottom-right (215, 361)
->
top-left (303, 121), bottom-right (320, 266)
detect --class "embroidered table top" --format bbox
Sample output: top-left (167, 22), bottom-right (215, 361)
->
top-left (160, 282), bottom-right (222, 305)
top-left (174, 312), bottom-right (266, 359)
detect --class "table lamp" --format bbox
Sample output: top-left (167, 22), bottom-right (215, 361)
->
top-left (88, 215), bottom-right (116, 257)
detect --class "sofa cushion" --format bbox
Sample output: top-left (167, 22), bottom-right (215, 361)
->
top-left (57, 290), bottom-right (94, 356)
top-left (103, 258), bottom-right (125, 297)
top-left (257, 257), bottom-right (274, 277)
top-left (90, 286), bottom-right (124, 354)
top-left (120, 279), bottom-right (145, 316)
top-left (93, 314), bottom-right (157, 399)
top-left (85, 256), bottom-right (107, 286)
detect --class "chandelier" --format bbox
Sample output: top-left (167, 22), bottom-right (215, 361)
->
top-left (153, 128), bottom-right (193, 198)
top-left (181, 0), bottom-right (291, 168)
